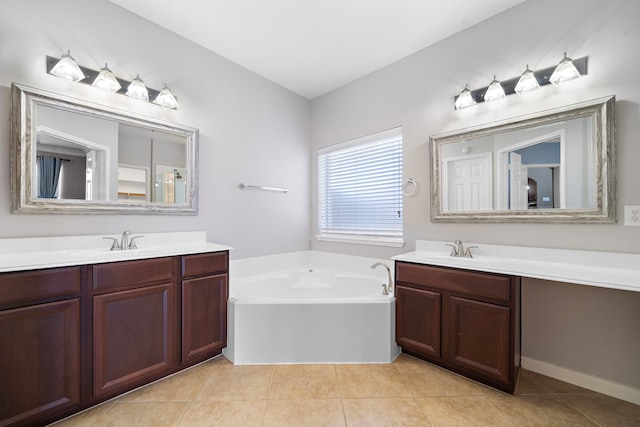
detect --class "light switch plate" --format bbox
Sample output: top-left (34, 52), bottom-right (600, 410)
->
top-left (624, 205), bottom-right (640, 226)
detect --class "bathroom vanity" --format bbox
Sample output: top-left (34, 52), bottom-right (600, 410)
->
top-left (0, 232), bottom-right (230, 427)
top-left (393, 240), bottom-right (640, 396)
top-left (395, 261), bottom-right (520, 393)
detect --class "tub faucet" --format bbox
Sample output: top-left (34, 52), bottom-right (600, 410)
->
top-left (370, 262), bottom-right (393, 294)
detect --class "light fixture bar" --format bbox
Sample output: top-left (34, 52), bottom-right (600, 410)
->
top-left (46, 56), bottom-right (176, 109)
top-left (452, 56), bottom-right (588, 109)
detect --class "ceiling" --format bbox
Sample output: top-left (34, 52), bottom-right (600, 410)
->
top-left (109, 0), bottom-right (524, 99)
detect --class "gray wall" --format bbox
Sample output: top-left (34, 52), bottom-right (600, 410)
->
top-left (310, 0), bottom-right (640, 393)
top-left (0, 0), bottom-right (311, 259)
top-left (1, 0), bottom-right (639, 396)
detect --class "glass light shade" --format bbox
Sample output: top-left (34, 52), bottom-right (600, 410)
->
top-left (454, 85), bottom-right (476, 110)
top-left (515, 65), bottom-right (540, 94)
top-left (153, 84), bottom-right (179, 109)
top-left (484, 76), bottom-right (506, 102)
top-left (50, 51), bottom-right (86, 83)
top-left (92, 63), bottom-right (121, 93)
top-left (550, 53), bottom-right (581, 86)
top-left (126, 74), bottom-right (149, 101)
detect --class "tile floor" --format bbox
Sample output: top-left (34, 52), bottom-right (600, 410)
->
top-left (52, 354), bottom-right (640, 426)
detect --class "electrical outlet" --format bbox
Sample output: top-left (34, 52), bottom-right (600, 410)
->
top-left (624, 205), bottom-right (640, 226)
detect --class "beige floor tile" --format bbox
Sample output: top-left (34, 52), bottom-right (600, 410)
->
top-left (336, 364), bottom-right (411, 398)
top-left (51, 402), bottom-right (115, 427)
top-left (119, 367), bottom-right (208, 402)
top-left (489, 395), bottom-right (598, 427)
top-left (400, 364), bottom-right (490, 397)
top-left (516, 369), bottom-right (591, 395)
top-left (342, 397), bottom-right (430, 427)
top-left (262, 399), bottom-right (346, 427)
top-left (91, 402), bottom-right (189, 427)
top-left (560, 392), bottom-right (640, 427)
top-left (392, 353), bottom-right (434, 372)
top-left (417, 396), bottom-right (514, 426)
top-left (195, 364), bottom-right (274, 401)
top-left (269, 364), bottom-right (340, 399)
top-left (178, 400), bottom-right (266, 427)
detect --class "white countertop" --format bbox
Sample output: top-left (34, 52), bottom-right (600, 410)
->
top-left (392, 240), bottom-right (640, 293)
top-left (0, 231), bottom-right (232, 273)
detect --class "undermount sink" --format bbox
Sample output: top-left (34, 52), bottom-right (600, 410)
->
top-left (67, 247), bottom-right (167, 259)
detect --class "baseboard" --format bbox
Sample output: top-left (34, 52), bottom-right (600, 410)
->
top-left (521, 356), bottom-right (640, 405)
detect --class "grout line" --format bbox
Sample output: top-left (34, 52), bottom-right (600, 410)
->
top-left (485, 394), bottom-right (518, 427)
top-left (172, 401), bottom-right (193, 427)
top-left (555, 394), bottom-right (605, 427)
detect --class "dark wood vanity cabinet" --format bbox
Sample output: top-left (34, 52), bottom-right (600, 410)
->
top-left (180, 252), bottom-right (228, 365)
top-left (0, 250), bottom-right (229, 427)
top-left (395, 261), bottom-right (520, 393)
top-left (0, 267), bottom-right (81, 427)
top-left (91, 257), bottom-right (177, 399)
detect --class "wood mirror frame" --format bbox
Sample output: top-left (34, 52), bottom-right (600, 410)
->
top-left (430, 96), bottom-right (615, 223)
top-left (10, 83), bottom-right (199, 215)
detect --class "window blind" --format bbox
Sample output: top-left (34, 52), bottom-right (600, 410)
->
top-left (318, 128), bottom-right (403, 245)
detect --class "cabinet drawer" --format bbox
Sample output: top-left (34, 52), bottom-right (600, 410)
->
top-left (93, 258), bottom-right (174, 293)
top-left (396, 262), bottom-right (512, 302)
top-left (181, 252), bottom-right (228, 278)
top-left (0, 267), bottom-right (81, 309)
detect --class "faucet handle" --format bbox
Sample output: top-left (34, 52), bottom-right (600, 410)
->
top-left (464, 246), bottom-right (479, 258)
top-left (381, 284), bottom-right (389, 296)
top-left (445, 244), bottom-right (458, 256)
top-left (128, 235), bottom-right (144, 249)
top-left (103, 237), bottom-right (120, 251)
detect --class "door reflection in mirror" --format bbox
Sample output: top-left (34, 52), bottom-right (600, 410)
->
top-left (440, 115), bottom-right (592, 212)
top-left (34, 105), bottom-right (188, 205)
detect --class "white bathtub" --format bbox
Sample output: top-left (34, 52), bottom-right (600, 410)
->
top-left (223, 251), bottom-right (401, 364)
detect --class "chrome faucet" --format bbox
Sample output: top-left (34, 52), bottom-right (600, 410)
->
top-left (370, 262), bottom-right (393, 295)
top-left (102, 231), bottom-right (143, 251)
top-left (120, 230), bottom-right (131, 250)
top-left (445, 240), bottom-right (478, 258)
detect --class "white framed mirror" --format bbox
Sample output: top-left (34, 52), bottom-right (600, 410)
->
top-left (11, 83), bottom-right (198, 214)
top-left (430, 96), bottom-right (615, 223)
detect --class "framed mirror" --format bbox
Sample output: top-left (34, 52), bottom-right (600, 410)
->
top-left (430, 96), bottom-right (615, 223)
top-left (11, 83), bottom-right (198, 214)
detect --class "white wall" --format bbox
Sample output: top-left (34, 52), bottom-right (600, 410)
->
top-left (310, 0), bottom-right (640, 397)
top-left (0, 0), bottom-right (311, 259)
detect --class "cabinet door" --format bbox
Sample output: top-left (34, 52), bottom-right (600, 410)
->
top-left (93, 283), bottom-right (175, 398)
top-left (0, 299), bottom-right (80, 427)
top-left (182, 274), bottom-right (227, 363)
top-left (446, 296), bottom-right (511, 385)
top-left (396, 285), bottom-right (441, 358)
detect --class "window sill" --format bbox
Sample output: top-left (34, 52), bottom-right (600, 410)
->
top-left (316, 234), bottom-right (405, 248)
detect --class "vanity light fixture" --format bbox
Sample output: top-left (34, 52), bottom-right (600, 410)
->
top-left (453, 53), bottom-right (588, 110)
top-left (549, 52), bottom-right (581, 86)
top-left (483, 76), bottom-right (506, 103)
top-left (454, 84), bottom-right (476, 110)
top-left (126, 74), bottom-right (149, 101)
top-left (514, 65), bottom-right (540, 94)
top-left (91, 63), bottom-right (121, 93)
top-left (153, 84), bottom-right (179, 109)
top-left (49, 50), bottom-right (86, 83)
top-left (46, 53), bottom-right (180, 109)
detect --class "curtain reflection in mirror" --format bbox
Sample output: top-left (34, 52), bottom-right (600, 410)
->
top-left (37, 155), bottom-right (64, 198)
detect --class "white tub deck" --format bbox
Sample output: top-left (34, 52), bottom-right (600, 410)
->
top-left (223, 251), bottom-right (401, 364)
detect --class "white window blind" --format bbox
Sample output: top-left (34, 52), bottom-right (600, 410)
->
top-left (317, 127), bottom-right (403, 246)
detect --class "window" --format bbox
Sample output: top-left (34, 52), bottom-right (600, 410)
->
top-left (317, 127), bottom-right (403, 247)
